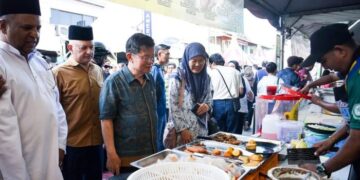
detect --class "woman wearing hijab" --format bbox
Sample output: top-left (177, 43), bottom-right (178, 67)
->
top-left (168, 42), bottom-right (212, 145)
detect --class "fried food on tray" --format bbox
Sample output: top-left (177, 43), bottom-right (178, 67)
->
top-left (186, 154), bottom-right (197, 162)
top-left (223, 150), bottom-right (232, 157)
top-left (184, 149), bottom-right (192, 154)
top-left (231, 149), bottom-right (242, 157)
top-left (164, 153), bottom-right (179, 162)
top-left (213, 133), bottom-right (241, 145)
top-left (246, 143), bottom-right (256, 151)
top-left (186, 145), bottom-right (208, 153)
top-left (246, 139), bottom-right (257, 151)
top-left (238, 156), bottom-right (249, 163)
top-left (243, 160), bottom-right (260, 167)
top-left (249, 154), bottom-right (263, 161)
top-left (228, 139), bottom-right (241, 145)
top-left (248, 139), bottom-right (256, 145)
top-left (212, 149), bottom-right (222, 156)
top-left (238, 154), bottom-right (263, 167)
top-left (226, 147), bottom-right (234, 153)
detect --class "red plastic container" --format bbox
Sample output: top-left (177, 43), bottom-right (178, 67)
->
top-left (266, 85), bottom-right (277, 95)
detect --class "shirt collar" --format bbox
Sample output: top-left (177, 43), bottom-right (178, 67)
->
top-left (0, 41), bottom-right (36, 60)
top-left (64, 57), bottom-right (97, 72)
top-left (351, 47), bottom-right (360, 61)
top-left (123, 66), bottom-right (150, 84)
top-left (65, 57), bottom-right (81, 67)
top-left (345, 47), bottom-right (360, 76)
top-left (153, 63), bottom-right (161, 68)
top-left (28, 51), bottom-right (42, 61)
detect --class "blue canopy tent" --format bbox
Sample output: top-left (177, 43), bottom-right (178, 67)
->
top-left (244, 0), bottom-right (360, 68)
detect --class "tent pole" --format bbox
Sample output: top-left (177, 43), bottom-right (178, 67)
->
top-left (280, 16), bottom-right (285, 70)
top-left (280, 30), bottom-right (285, 70)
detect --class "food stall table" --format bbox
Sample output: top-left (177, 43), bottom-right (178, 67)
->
top-left (273, 102), bottom-right (350, 179)
top-left (242, 153), bottom-right (279, 180)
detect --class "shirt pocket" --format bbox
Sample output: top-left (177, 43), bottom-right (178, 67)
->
top-left (62, 77), bottom-right (86, 101)
top-left (119, 89), bottom-right (135, 115)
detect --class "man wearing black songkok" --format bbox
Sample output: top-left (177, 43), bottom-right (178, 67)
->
top-left (53, 25), bottom-right (104, 180)
top-left (0, 0), bottom-right (65, 179)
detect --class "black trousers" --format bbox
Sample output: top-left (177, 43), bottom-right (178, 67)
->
top-left (246, 101), bottom-right (254, 126)
top-left (62, 145), bottom-right (103, 180)
top-left (109, 167), bottom-right (138, 180)
top-left (238, 112), bottom-right (247, 131)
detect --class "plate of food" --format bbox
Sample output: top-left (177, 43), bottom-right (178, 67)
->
top-left (268, 166), bottom-right (321, 180)
top-left (174, 140), bottom-right (265, 170)
top-left (305, 123), bottom-right (337, 135)
top-left (205, 132), bottom-right (283, 154)
top-left (210, 133), bottom-right (241, 145)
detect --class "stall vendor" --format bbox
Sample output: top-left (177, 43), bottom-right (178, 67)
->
top-left (300, 23), bottom-right (360, 180)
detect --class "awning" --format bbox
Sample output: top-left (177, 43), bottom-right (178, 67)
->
top-left (244, 0), bottom-right (360, 37)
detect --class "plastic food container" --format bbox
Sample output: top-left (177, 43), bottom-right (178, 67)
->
top-left (277, 121), bottom-right (303, 143)
top-left (261, 114), bottom-right (282, 140)
top-left (255, 95), bottom-right (301, 134)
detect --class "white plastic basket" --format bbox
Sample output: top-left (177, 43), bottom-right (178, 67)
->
top-left (127, 162), bottom-right (229, 180)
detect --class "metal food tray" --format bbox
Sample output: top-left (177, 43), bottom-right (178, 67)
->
top-left (209, 131), bottom-right (284, 154)
top-left (174, 139), bottom-right (263, 171)
top-left (131, 148), bottom-right (249, 179)
top-left (130, 149), bottom-right (186, 168)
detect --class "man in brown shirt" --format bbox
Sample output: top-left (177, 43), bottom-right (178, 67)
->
top-left (53, 25), bottom-right (103, 180)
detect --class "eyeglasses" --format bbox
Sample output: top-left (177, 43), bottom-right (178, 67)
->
top-left (189, 58), bottom-right (206, 65)
top-left (104, 65), bottom-right (113, 69)
top-left (133, 54), bottom-right (154, 62)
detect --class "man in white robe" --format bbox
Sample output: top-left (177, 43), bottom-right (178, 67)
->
top-left (0, 0), bottom-right (65, 179)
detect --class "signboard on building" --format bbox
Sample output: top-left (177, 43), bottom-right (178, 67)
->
top-left (111, 0), bottom-right (244, 34)
top-left (144, 11), bottom-right (152, 36)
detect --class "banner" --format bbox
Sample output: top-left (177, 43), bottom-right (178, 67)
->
top-left (111, 0), bottom-right (244, 34)
top-left (144, 11), bottom-right (152, 36)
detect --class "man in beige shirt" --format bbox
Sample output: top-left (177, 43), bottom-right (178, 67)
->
top-left (209, 53), bottom-right (244, 134)
top-left (53, 25), bottom-right (103, 180)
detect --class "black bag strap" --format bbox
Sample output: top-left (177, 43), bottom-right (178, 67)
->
top-left (216, 68), bottom-right (234, 99)
top-left (239, 76), bottom-right (246, 99)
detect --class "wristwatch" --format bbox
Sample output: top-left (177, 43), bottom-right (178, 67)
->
top-left (316, 163), bottom-right (331, 178)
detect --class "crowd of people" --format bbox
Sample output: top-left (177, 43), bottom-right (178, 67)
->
top-left (1, 0), bottom-right (360, 180)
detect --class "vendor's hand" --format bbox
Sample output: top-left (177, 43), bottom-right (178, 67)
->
top-left (180, 129), bottom-right (193, 144)
top-left (0, 75), bottom-right (7, 98)
top-left (107, 152), bottom-right (121, 176)
top-left (196, 103), bottom-right (209, 116)
top-left (59, 149), bottom-right (65, 169)
top-left (300, 163), bottom-right (317, 173)
top-left (313, 139), bottom-right (335, 156)
top-left (299, 85), bottom-right (311, 94)
top-left (310, 94), bottom-right (322, 105)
